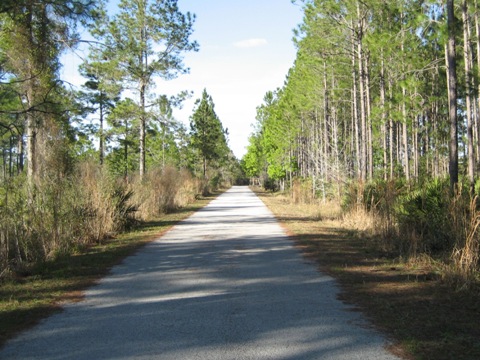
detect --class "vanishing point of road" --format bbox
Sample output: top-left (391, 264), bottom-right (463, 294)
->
top-left (1, 187), bottom-right (400, 359)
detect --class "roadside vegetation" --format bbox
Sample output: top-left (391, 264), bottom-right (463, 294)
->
top-left (0, 191), bottom-right (221, 348)
top-left (0, 0), bottom-right (243, 279)
top-left (0, 0), bottom-right (243, 348)
top-left (243, 2), bottom-right (480, 358)
top-left (255, 183), bottom-right (480, 360)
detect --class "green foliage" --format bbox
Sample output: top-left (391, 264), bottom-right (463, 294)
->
top-left (105, 98), bottom-right (139, 179)
top-left (343, 178), bottom-right (456, 255)
top-left (189, 89), bottom-right (230, 177)
top-left (87, 0), bottom-right (198, 175)
top-left (242, 133), bottom-right (265, 178)
top-left (109, 186), bottom-right (138, 232)
top-left (395, 178), bottom-right (453, 254)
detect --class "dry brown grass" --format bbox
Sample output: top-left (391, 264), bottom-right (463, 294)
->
top-left (76, 162), bottom-right (126, 243)
top-left (341, 206), bottom-right (375, 233)
top-left (449, 195), bottom-right (480, 288)
top-left (0, 192), bottom-right (220, 349)
top-left (255, 188), bottom-right (480, 360)
top-left (133, 166), bottom-right (203, 220)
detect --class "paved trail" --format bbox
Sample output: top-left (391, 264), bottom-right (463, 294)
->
top-left (1, 187), bottom-right (400, 359)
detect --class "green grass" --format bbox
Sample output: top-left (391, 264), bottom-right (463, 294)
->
top-left (0, 193), bottom-right (218, 348)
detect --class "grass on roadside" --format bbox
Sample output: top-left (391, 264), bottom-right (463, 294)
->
top-left (0, 193), bottom-right (219, 348)
top-left (255, 188), bottom-right (480, 360)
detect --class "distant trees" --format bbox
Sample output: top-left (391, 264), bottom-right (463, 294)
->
top-left (190, 89), bottom-right (230, 177)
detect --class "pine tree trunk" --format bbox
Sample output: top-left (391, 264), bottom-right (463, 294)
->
top-left (323, 62), bottom-right (329, 180)
top-left (124, 118), bottom-right (129, 181)
top-left (351, 30), bottom-right (361, 179)
top-left (412, 116), bottom-right (420, 179)
top-left (433, 102), bottom-right (439, 177)
top-left (447, 0), bottom-right (459, 189)
top-left (140, 83), bottom-right (146, 178)
top-left (475, 0), bottom-right (480, 167)
top-left (357, 7), bottom-right (367, 181)
top-left (402, 111), bottom-right (410, 181)
top-left (464, 0), bottom-right (475, 190)
top-left (139, 14), bottom-right (147, 179)
top-left (380, 55), bottom-right (388, 180)
top-left (26, 111), bottom-right (36, 185)
top-left (25, 3), bottom-right (36, 191)
top-left (17, 127), bottom-right (24, 174)
top-left (99, 98), bottom-right (104, 166)
top-left (366, 52), bottom-right (373, 180)
top-left (400, 17), bottom-right (410, 182)
top-left (332, 75), bottom-right (340, 184)
top-left (388, 79), bottom-right (395, 179)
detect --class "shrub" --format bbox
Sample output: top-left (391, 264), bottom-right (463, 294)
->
top-left (291, 178), bottom-right (315, 204)
top-left (395, 178), bottom-right (453, 255)
top-left (133, 166), bottom-right (201, 220)
top-left (77, 162), bottom-right (138, 242)
top-left (0, 161), bottom-right (139, 277)
top-left (449, 193), bottom-right (480, 288)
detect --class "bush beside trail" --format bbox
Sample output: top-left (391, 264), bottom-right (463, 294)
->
top-left (0, 163), bottom-right (212, 279)
top-left (278, 177), bottom-right (480, 289)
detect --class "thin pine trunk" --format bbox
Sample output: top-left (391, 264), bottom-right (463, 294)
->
top-left (99, 98), bottom-right (104, 165)
top-left (447, 0), bottom-right (459, 189)
top-left (464, 0), bottom-right (475, 190)
top-left (475, 0), bottom-right (480, 167)
top-left (352, 32), bottom-right (360, 179)
top-left (365, 53), bottom-right (373, 180)
top-left (357, 16), bottom-right (367, 181)
top-left (380, 55), bottom-right (387, 180)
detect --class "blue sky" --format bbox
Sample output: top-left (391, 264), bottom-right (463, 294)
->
top-left (60, 0), bottom-right (303, 159)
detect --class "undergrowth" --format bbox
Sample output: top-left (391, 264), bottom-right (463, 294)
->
top-left (0, 162), bottom-right (204, 279)
top-left (284, 177), bottom-right (480, 289)
top-left (342, 178), bottom-right (480, 289)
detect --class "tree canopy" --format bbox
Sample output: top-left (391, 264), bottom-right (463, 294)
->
top-left (243, 0), bottom-right (472, 196)
top-left (190, 89), bottom-right (229, 177)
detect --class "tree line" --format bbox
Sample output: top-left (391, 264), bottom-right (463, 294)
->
top-left (244, 0), bottom-right (478, 192)
top-left (242, 0), bottom-right (480, 282)
top-left (0, 0), bottom-right (240, 274)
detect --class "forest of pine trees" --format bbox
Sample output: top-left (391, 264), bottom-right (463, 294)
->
top-left (0, 0), bottom-right (240, 274)
top-left (242, 0), bottom-right (480, 280)
top-left (1, 0), bottom-right (480, 282)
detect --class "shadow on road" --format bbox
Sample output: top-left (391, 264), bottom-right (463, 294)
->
top-left (0, 186), bottom-right (398, 360)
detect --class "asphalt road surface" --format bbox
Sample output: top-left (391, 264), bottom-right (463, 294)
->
top-left (1, 186), bottom-right (400, 359)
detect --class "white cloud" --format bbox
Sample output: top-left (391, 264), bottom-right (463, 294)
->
top-left (233, 38), bottom-right (268, 49)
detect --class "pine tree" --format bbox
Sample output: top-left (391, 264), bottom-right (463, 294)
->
top-left (90, 0), bottom-right (198, 178)
top-left (0, 0), bottom-right (96, 188)
top-left (190, 89), bottom-right (228, 177)
top-left (79, 71), bottom-right (119, 165)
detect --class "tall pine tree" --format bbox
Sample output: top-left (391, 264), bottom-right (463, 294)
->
top-left (89, 0), bottom-right (198, 178)
top-left (190, 89), bottom-right (228, 177)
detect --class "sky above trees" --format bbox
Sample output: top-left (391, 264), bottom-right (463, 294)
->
top-left (60, 0), bottom-right (303, 159)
